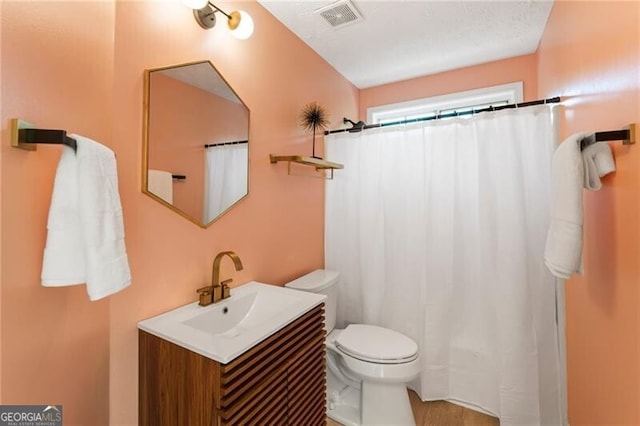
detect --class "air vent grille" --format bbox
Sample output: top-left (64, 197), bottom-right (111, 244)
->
top-left (315, 0), bottom-right (363, 29)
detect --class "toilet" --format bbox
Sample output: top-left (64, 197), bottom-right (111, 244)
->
top-left (285, 269), bottom-right (420, 426)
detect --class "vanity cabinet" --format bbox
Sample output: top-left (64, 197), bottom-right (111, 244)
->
top-left (139, 303), bottom-right (326, 426)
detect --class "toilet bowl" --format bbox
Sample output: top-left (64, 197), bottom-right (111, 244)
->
top-left (285, 270), bottom-right (420, 426)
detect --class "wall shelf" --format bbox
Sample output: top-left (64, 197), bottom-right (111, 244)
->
top-left (269, 154), bottom-right (343, 179)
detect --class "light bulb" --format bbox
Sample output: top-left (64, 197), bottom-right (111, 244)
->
top-left (182, 0), bottom-right (209, 9)
top-left (228, 10), bottom-right (254, 40)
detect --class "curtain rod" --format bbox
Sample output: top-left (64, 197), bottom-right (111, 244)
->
top-left (324, 96), bottom-right (562, 135)
top-left (204, 140), bottom-right (248, 148)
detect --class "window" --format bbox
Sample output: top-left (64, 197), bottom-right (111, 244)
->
top-left (367, 82), bottom-right (523, 125)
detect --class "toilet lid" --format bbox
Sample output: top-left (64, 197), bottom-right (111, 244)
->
top-left (335, 324), bottom-right (418, 364)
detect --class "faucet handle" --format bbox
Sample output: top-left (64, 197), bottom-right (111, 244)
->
top-left (221, 279), bottom-right (232, 299)
top-left (196, 286), bottom-right (213, 306)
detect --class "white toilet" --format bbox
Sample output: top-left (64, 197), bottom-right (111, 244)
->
top-left (285, 269), bottom-right (420, 426)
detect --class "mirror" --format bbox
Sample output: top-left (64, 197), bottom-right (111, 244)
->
top-left (143, 61), bottom-right (249, 228)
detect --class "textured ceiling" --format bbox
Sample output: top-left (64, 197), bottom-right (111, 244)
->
top-left (257, 0), bottom-right (554, 89)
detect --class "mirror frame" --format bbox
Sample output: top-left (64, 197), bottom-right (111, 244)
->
top-left (142, 60), bottom-right (250, 228)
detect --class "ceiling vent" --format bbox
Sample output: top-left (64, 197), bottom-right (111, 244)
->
top-left (315, 0), bottom-right (363, 29)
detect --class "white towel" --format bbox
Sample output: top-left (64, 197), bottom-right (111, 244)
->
top-left (544, 132), bottom-right (591, 279)
top-left (148, 169), bottom-right (173, 204)
top-left (41, 144), bottom-right (85, 286)
top-left (42, 135), bottom-right (131, 301)
top-left (582, 141), bottom-right (616, 190)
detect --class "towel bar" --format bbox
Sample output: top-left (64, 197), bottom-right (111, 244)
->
top-left (582, 123), bottom-right (637, 150)
top-left (10, 118), bottom-right (77, 152)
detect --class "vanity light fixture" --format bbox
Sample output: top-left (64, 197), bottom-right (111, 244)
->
top-left (183, 0), bottom-right (254, 39)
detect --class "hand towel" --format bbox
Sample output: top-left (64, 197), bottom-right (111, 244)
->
top-left (544, 132), bottom-right (591, 279)
top-left (41, 145), bottom-right (85, 286)
top-left (148, 169), bottom-right (173, 203)
top-left (42, 135), bottom-right (131, 301)
top-left (582, 141), bottom-right (616, 190)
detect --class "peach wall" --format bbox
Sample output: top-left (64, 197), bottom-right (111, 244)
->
top-left (537, 1), bottom-right (640, 424)
top-left (111, 1), bottom-right (357, 425)
top-left (0, 0), bottom-right (3, 403)
top-left (148, 73), bottom-right (248, 221)
top-left (1, 1), bottom-right (358, 425)
top-left (359, 54), bottom-right (538, 120)
top-left (1, 2), bottom-right (114, 425)
top-left (14, 2), bottom-right (632, 426)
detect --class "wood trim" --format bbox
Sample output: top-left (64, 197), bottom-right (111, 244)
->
top-left (256, 400), bottom-right (288, 426)
top-left (269, 409), bottom-right (289, 426)
top-left (287, 317), bottom-right (326, 425)
top-left (220, 376), bottom-right (287, 424)
top-left (308, 403), bottom-right (329, 426)
top-left (289, 373), bottom-right (325, 411)
top-left (290, 392), bottom-right (326, 426)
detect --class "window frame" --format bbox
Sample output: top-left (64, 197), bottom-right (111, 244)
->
top-left (367, 82), bottom-right (524, 125)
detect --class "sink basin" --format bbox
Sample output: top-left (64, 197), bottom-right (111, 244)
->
top-left (138, 281), bottom-right (326, 364)
top-left (182, 284), bottom-right (306, 336)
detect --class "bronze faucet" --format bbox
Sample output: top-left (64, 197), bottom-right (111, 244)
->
top-left (197, 251), bottom-right (244, 306)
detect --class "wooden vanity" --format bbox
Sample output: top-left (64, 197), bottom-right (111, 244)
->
top-left (139, 303), bottom-right (326, 425)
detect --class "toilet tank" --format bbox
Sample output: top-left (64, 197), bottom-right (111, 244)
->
top-left (284, 269), bottom-right (339, 333)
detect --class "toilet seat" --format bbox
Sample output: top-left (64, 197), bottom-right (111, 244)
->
top-left (335, 324), bottom-right (419, 364)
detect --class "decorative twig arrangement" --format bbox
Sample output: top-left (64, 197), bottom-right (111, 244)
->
top-left (299, 102), bottom-right (329, 159)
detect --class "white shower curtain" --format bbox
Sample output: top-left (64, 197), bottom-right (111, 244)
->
top-left (203, 144), bottom-right (248, 223)
top-left (325, 105), bottom-right (564, 425)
